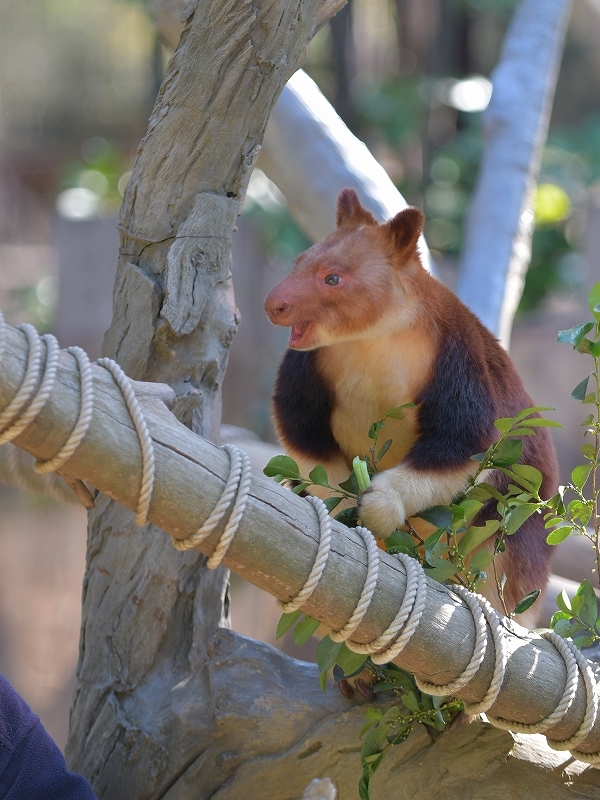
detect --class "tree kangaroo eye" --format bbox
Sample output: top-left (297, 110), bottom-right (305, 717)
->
top-left (324, 274), bottom-right (340, 286)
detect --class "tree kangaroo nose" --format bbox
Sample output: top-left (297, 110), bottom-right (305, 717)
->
top-left (264, 293), bottom-right (290, 321)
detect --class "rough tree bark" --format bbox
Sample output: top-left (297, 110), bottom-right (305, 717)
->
top-left (456, 0), bottom-right (572, 347)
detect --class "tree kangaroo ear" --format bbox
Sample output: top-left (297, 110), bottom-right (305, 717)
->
top-left (335, 188), bottom-right (378, 229)
top-left (385, 207), bottom-right (424, 257)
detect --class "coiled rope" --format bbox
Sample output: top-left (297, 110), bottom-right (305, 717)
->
top-left (0, 310), bottom-right (599, 763)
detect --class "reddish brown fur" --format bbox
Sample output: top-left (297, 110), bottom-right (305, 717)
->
top-left (265, 189), bottom-right (558, 620)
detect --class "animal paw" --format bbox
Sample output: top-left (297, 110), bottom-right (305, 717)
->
top-left (358, 471), bottom-right (406, 538)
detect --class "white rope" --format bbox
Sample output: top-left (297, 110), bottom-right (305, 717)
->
top-left (0, 333), bottom-right (59, 445)
top-left (1, 309), bottom-right (600, 764)
top-left (278, 495), bottom-right (333, 613)
top-left (460, 595), bottom-right (507, 716)
top-left (207, 446), bottom-right (252, 569)
top-left (171, 444), bottom-right (253, 571)
top-left (415, 585), bottom-right (490, 696)
top-left (348, 552), bottom-right (426, 663)
top-left (329, 526), bottom-right (380, 643)
top-left (96, 358), bottom-right (154, 526)
top-left (0, 323), bottom-right (43, 432)
top-left (34, 346), bottom-right (94, 475)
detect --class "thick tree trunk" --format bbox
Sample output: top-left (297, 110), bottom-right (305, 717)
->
top-left (63, 0), bottom-right (352, 796)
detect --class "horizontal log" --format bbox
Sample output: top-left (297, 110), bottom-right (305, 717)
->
top-left (3, 321), bottom-right (599, 758)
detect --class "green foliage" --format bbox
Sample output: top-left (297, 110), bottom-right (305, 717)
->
top-left (547, 283), bottom-right (600, 648)
top-left (551, 581), bottom-right (600, 649)
top-left (358, 664), bottom-right (463, 799)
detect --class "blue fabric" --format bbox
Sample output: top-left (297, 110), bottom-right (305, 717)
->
top-left (0, 674), bottom-right (97, 799)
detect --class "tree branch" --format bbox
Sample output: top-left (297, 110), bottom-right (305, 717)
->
top-left (4, 323), bottom-right (600, 759)
top-left (456, 0), bottom-right (572, 347)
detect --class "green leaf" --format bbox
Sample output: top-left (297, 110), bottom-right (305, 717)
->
top-left (385, 529), bottom-right (419, 557)
top-left (581, 414), bottom-right (595, 427)
top-left (389, 723), bottom-right (412, 744)
top-left (377, 439), bottom-right (393, 462)
top-left (368, 421), bottom-right (384, 440)
top-left (381, 666), bottom-right (417, 692)
top-left (544, 516), bottom-right (565, 529)
top-left (573, 634), bottom-right (597, 649)
top-left (589, 341), bottom-right (600, 358)
top-left (589, 284), bottom-right (600, 318)
top-left (572, 376), bottom-right (591, 401)
top-left (422, 528), bottom-right (445, 550)
top-left (571, 464), bottom-right (592, 492)
top-left (556, 588), bottom-right (572, 614)
top-left (558, 322), bottom-right (594, 346)
top-left (515, 406), bottom-right (555, 418)
top-left (263, 455), bottom-right (301, 480)
top-left (361, 723), bottom-right (390, 758)
top-left (504, 503), bottom-right (540, 536)
top-left (571, 591), bottom-right (585, 618)
top-left (384, 404), bottom-right (415, 420)
top-left (511, 464), bottom-right (543, 494)
top-left (415, 505), bottom-right (453, 530)
top-left (372, 682), bottom-right (394, 694)
top-left (581, 443), bottom-right (596, 460)
top-left (469, 549), bottom-right (494, 573)
top-left (338, 472), bottom-right (359, 495)
top-left (424, 561), bottom-right (458, 584)
top-left (513, 589), bottom-right (541, 616)
top-left (336, 643), bottom-right (368, 677)
top-left (583, 392), bottom-right (597, 404)
top-left (381, 705), bottom-right (401, 724)
top-left (494, 417), bottom-right (515, 433)
top-left (402, 692), bottom-right (420, 713)
top-left (426, 542), bottom-right (451, 566)
top-left (309, 465), bottom-right (329, 487)
top-left (546, 525), bottom-right (573, 545)
top-left (335, 506), bottom-right (359, 527)
top-left (316, 635), bottom-right (343, 674)
top-left (363, 708), bottom-right (384, 723)
top-left (491, 438), bottom-right (523, 468)
top-left (291, 482), bottom-right (310, 494)
top-left (459, 520), bottom-right (500, 556)
top-left (358, 774), bottom-right (370, 800)
top-left (470, 482), bottom-right (510, 508)
top-left (553, 616), bottom-right (584, 639)
top-left (551, 610), bottom-right (571, 626)
top-left (293, 615), bottom-right (320, 645)
top-left (576, 580), bottom-right (598, 629)
top-left (319, 670), bottom-right (327, 691)
top-left (508, 427), bottom-right (535, 437)
top-left (323, 496), bottom-right (343, 513)
top-left (519, 419), bottom-right (562, 430)
top-left (276, 610), bottom-right (302, 640)
top-left (460, 499), bottom-right (484, 525)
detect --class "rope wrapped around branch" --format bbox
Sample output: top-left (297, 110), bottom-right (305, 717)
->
top-left (0, 309), bottom-right (599, 764)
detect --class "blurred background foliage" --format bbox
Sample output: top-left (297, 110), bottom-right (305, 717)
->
top-left (2, 0), bottom-right (600, 322)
